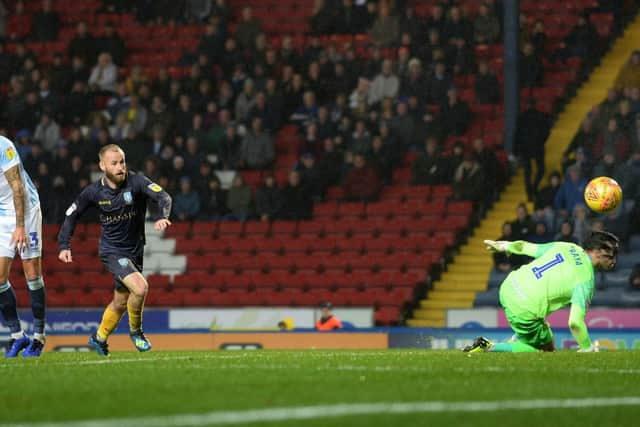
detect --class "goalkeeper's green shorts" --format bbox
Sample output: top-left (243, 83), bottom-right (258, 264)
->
top-left (502, 305), bottom-right (553, 348)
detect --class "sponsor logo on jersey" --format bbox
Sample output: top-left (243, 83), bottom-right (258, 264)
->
top-left (5, 147), bottom-right (15, 160)
top-left (148, 183), bottom-right (162, 192)
top-left (118, 258), bottom-right (130, 267)
top-left (65, 203), bottom-right (77, 216)
top-left (100, 210), bottom-right (136, 224)
top-left (98, 200), bottom-right (111, 205)
top-left (123, 191), bottom-right (133, 204)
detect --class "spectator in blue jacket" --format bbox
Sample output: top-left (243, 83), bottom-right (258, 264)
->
top-left (554, 165), bottom-right (588, 216)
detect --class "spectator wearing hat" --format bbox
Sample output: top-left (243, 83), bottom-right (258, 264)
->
top-left (316, 302), bottom-right (343, 331)
top-left (14, 129), bottom-right (32, 159)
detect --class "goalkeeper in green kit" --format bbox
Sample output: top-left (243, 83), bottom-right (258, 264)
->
top-left (463, 231), bottom-right (619, 353)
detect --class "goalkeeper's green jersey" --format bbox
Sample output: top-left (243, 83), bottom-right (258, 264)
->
top-left (499, 241), bottom-right (594, 319)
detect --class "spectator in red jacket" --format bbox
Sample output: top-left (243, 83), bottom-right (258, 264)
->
top-left (343, 152), bottom-right (381, 202)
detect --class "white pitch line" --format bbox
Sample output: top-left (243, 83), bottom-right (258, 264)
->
top-left (1, 397), bottom-right (639, 427)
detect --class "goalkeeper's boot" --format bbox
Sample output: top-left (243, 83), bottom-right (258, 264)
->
top-left (22, 338), bottom-right (45, 357)
top-left (4, 334), bottom-right (30, 358)
top-left (88, 333), bottom-right (110, 356)
top-left (462, 336), bottom-right (493, 353)
top-left (130, 330), bottom-right (152, 352)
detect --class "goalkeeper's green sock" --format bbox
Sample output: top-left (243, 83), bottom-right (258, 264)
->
top-left (490, 342), bottom-right (539, 352)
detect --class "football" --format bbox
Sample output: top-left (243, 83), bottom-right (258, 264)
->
top-left (584, 176), bottom-right (623, 213)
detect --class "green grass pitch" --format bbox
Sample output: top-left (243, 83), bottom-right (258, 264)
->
top-left (1, 350), bottom-right (639, 426)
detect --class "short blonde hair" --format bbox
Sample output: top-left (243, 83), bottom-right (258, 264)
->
top-left (98, 144), bottom-right (124, 160)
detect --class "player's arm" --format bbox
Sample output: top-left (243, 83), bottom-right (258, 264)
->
top-left (57, 187), bottom-right (94, 262)
top-left (3, 165), bottom-right (27, 252)
top-left (484, 240), bottom-right (554, 258)
top-left (137, 176), bottom-right (172, 231)
top-left (568, 282), bottom-right (596, 351)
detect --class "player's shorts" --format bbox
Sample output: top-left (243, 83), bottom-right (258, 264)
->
top-left (100, 254), bottom-right (144, 290)
top-left (501, 304), bottom-right (553, 348)
top-left (0, 205), bottom-right (42, 260)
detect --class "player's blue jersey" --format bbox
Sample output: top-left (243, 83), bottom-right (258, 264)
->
top-left (58, 171), bottom-right (171, 257)
top-left (0, 135), bottom-right (40, 213)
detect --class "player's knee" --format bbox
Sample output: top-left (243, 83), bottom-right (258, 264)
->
top-left (112, 299), bottom-right (128, 312)
top-left (130, 280), bottom-right (148, 299)
top-left (22, 259), bottom-right (42, 280)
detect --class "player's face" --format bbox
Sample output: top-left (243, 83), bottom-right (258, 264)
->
top-left (100, 150), bottom-right (127, 186)
top-left (595, 249), bottom-right (617, 270)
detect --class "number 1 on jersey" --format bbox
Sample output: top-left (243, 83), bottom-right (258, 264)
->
top-left (531, 253), bottom-right (564, 279)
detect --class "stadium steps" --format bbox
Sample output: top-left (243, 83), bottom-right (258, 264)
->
top-left (408, 15), bottom-right (640, 328)
top-left (543, 14), bottom-right (640, 174)
top-left (407, 169), bottom-right (533, 327)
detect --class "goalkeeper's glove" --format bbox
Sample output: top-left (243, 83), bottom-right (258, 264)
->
top-left (483, 240), bottom-right (510, 253)
top-left (577, 341), bottom-right (600, 352)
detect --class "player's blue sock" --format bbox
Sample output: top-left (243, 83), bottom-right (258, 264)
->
top-left (27, 277), bottom-right (46, 336)
top-left (0, 281), bottom-right (21, 333)
top-left (490, 342), bottom-right (538, 352)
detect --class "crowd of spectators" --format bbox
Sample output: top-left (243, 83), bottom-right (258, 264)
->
top-left (493, 49), bottom-right (640, 276)
top-left (0, 0), bottom-right (622, 227)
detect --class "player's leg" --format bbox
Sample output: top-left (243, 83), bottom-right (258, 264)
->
top-left (89, 288), bottom-right (129, 356)
top-left (463, 306), bottom-right (545, 353)
top-left (120, 271), bottom-right (152, 352)
top-left (20, 208), bottom-right (46, 356)
top-left (0, 256), bottom-right (30, 358)
top-left (489, 312), bottom-right (553, 353)
top-left (21, 257), bottom-right (46, 357)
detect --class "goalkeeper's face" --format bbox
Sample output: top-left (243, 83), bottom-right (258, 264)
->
top-left (594, 248), bottom-right (617, 270)
top-left (100, 149), bottom-right (127, 186)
